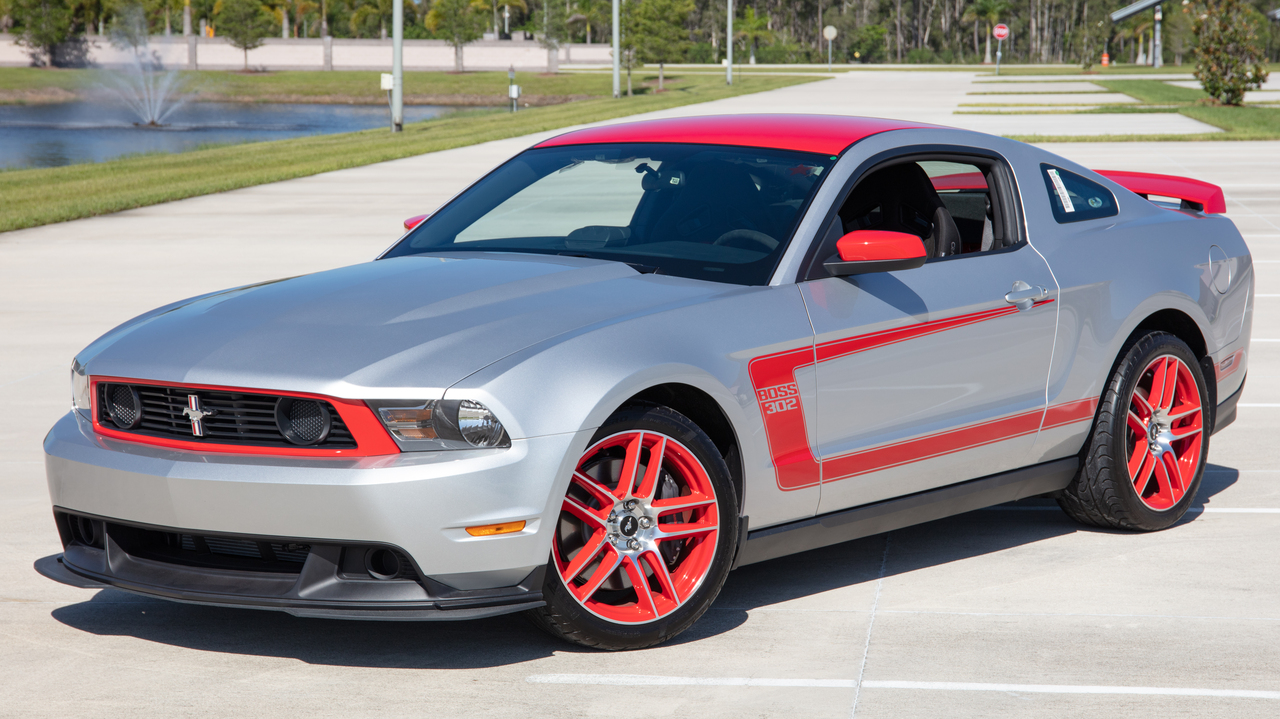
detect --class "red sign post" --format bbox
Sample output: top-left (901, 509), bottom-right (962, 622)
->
top-left (992, 23), bottom-right (1008, 74)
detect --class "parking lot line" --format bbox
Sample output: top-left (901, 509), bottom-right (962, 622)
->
top-left (525, 675), bottom-right (1280, 700)
top-left (861, 681), bottom-right (1280, 700)
top-left (527, 674), bottom-right (857, 688)
top-left (985, 506), bottom-right (1280, 513)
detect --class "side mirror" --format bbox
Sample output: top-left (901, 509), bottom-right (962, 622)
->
top-left (403, 214), bottom-right (430, 231)
top-left (823, 230), bottom-right (927, 277)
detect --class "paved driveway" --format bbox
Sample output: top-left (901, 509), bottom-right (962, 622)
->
top-left (2, 77), bottom-right (1278, 718)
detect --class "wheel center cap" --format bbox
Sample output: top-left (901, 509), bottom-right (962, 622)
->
top-left (619, 515), bottom-right (639, 537)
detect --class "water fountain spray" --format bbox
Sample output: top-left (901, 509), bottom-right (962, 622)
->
top-left (101, 4), bottom-right (190, 127)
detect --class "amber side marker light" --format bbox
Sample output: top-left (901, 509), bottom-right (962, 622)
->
top-left (465, 520), bottom-right (526, 537)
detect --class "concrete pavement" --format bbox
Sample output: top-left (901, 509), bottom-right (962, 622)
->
top-left (3, 73), bottom-right (1280, 717)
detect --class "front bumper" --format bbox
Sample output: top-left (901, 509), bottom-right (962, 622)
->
top-left (45, 411), bottom-right (591, 606)
top-left (39, 512), bottom-right (546, 620)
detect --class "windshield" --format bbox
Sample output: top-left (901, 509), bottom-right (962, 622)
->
top-left (382, 143), bottom-right (836, 285)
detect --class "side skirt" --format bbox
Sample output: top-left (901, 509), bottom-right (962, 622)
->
top-left (734, 457), bottom-right (1078, 568)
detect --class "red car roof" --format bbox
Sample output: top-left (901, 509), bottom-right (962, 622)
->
top-left (534, 114), bottom-right (932, 155)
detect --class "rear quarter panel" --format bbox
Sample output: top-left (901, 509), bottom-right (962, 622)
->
top-left (1013, 148), bottom-right (1253, 461)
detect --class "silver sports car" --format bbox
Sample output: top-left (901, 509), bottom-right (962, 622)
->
top-left (41, 115), bottom-right (1252, 649)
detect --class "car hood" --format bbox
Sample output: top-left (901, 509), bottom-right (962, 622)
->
top-left (82, 253), bottom-right (732, 397)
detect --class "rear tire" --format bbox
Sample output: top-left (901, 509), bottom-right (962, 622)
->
top-left (1058, 332), bottom-right (1209, 531)
top-left (526, 404), bottom-right (739, 650)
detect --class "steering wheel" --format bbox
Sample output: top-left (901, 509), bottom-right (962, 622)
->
top-left (713, 229), bottom-right (778, 253)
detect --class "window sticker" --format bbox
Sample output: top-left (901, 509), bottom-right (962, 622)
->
top-left (1047, 168), bottom-right (1075, 213)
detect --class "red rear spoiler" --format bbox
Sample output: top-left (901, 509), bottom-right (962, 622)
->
top-left (1095, 170), bottom-right (1226, 214)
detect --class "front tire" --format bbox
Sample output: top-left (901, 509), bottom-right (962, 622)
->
top-left (1058, 332), bottom-right (1209, 531)
top-left (527, 404), bottom-right (739, 650)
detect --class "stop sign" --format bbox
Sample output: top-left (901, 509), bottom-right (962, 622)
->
top-left (993, 23), bottom-right (1009, 40)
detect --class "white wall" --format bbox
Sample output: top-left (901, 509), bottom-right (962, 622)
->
top-left (0, 33), bottom-right (614, 71)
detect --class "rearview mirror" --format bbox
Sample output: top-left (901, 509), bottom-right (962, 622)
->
top-left (403, 214), bottom-right (430, 231)
top-left (823, 230), bottom-right (927, 277)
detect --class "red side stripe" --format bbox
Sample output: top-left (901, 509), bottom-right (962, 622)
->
top-left (748, 300), bottom-right (1081, 491)
top-left (823, 408), bottom-right (1045, 481)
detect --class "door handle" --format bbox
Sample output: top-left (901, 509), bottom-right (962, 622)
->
top-left (1005, 280), bottom-right (1049, 310)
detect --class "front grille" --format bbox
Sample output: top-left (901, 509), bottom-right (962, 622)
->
top-left (106, 522), bottom-right (312, 574)
top-left (96, 382), bottom-right (356, 449)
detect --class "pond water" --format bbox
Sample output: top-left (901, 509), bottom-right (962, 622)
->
top-left (0, 102), bottom-right (470, 170)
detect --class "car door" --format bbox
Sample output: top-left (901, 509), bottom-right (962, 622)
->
top-left (798, 154), bottom-right (1062, 514)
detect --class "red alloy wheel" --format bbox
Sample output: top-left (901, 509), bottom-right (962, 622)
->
top-left (553, 430), bottom-right (720, 625)
top-left (1125, 355), bottom-right (1205, 511)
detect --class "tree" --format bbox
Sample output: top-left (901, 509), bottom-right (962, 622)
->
top-left (632, 0), bottom-right (692, 91)
top-left (961, 0), bottom-right (1009, 65)
top-left (1193, 0), bottom-right (1270, 104)
top-left (426, 0), bottom-right (486, 71)
top-left (535, 0), bottom-right (569, 73)
top-left (735, 7), bottom-right (771, 65)
top-left (215, 0), bottom-right (273, 69)
top-left (567, 0), bottom-right (607, 43)
top-left (12, 0), bottom-right (73, 66)
top-left (847, 24), bottom-right (886, 63)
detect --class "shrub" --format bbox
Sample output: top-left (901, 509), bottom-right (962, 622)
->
top-left (1193, 0), bottom-right (1269, 105)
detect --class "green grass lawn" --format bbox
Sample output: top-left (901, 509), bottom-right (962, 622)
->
top-left (1094, 79), bottom-right (1207, 104)
top-left (0, 73), bottom-right (814, 233)
top-left (0, 67), bottom-right (637, 104)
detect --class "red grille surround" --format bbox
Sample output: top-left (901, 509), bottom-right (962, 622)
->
top-left (89, 376), bottom-right (399, 457)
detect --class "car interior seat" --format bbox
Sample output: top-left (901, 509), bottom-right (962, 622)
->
top-left (839, 163), bottom-right (963, 258)
top-left (636, 160), bottom-right (775, 248)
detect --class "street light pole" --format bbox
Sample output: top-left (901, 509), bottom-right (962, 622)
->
top-left (726, 0), bottom-right (733, 85)
top-left (612, 0), bottom-right (621, 98)
top-left (391, 0), bottom-right (403, 131)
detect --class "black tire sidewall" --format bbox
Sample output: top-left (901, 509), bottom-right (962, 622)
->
top-left (539, 404), bottom-right (740, 650)
top-left (1106, 334), bottom-right (1210, 529)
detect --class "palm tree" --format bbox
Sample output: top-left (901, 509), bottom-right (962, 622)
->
top-left (735, 7), bottom-right (771, 65)
top-left (567, 0), bottom-right (607, 43)
top-left (962, 0), bottom-right (1009, 64)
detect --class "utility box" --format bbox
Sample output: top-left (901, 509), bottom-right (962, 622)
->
top-left (380, 73), bottom-right (395, 91)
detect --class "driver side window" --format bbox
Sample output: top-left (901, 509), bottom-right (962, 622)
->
top-left (803, 153), bottom-right (1024, 281)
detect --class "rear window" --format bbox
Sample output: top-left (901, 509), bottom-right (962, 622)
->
top-left (1041, 164), bottom-right (1117, 224)
top-left (382, 143), bottom-right (836, 285)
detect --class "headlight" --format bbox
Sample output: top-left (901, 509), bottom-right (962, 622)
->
top-left (369, 399), bottom-right (510, 451)
top-left (70, 360), bottom-right (91, 414)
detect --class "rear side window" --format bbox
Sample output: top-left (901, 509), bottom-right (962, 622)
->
top-left (1041, 164), bottom-right (1117, 223)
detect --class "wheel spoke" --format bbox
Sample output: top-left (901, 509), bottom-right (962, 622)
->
top-left (1131, 389), bottom-right (1154, 419)
top-left (652, 495), bottom-right (716, 517)
top-left (1171, 424), bottom-right (1203, 440)
top-left (1152, 355), bottom-right (1172, 409)
top-left (571, 471), bottom-right (619, 508)
top-left (617, 432), bottom-right (645, 500)
top-left (561, 530), bottom-right (607, 582)
top-left (562, 495), bottom-right (608, 530)
top-left (622, 555), bottom-right (660, 619)
top-left (633, 435), bottom-right (666, 502)
top-left (641, 549), bottom-right (681, 605)
top-left (1161, 449), bottom-right (1187, 499)
top-left (572, 545), bottom-right (621, 602)
top-left (1132, 450), bottom-right (1156, 494)
top-left (655, 519), bottom-right (718, 541)
top-left (1126, 410), bottom-right (1148, 435)
top-left (1158, 358), bottom-right (1180, 411)
top-left (1153, 456), bottom-right (1177, 503)
top-left (1127, 443), bottom-right (1150, 480)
